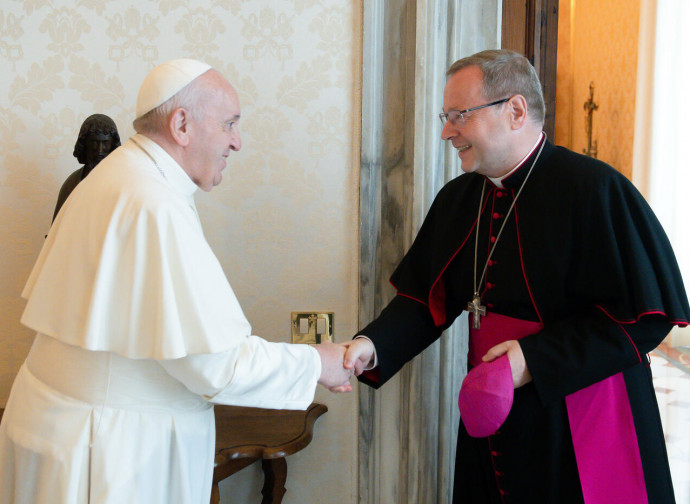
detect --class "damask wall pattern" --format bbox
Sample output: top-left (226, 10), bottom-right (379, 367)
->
top-left (555, 0), bottom-right (640, 180)
top-left (1, 1), bottom-right (361, 502)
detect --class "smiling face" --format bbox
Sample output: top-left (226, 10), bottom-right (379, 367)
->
top-left (184, 71), bottom-right (242, 191)
top-left (441, 66), bottom-right (514, 177)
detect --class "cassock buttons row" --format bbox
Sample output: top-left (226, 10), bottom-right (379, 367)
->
top-left (489, 447), bottom-right (508, 496)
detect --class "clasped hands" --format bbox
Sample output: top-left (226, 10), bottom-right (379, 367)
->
top-left (314, 339), bottom-right (376, 393)
top-left (315, 337), bottom-right (532, 393)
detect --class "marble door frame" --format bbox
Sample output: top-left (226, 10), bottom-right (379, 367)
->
top-left (358, 1), bottom-right (501, 503)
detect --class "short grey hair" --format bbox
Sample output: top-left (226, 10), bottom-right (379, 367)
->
top-left (446, 49), bottom-right (545, 126)
top-left (132, 77), bottom-right (207, 135)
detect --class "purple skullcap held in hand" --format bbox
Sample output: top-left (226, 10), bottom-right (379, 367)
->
top-left (458, 354), bottom-right (514, 438)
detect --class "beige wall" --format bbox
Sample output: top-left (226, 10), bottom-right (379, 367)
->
top-left (555, 0), bottom-right (640, 179)
top-left (0, 1), bottom-right (361, 503)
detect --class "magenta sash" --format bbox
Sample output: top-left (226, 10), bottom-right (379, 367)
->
top-left (468, 311), bottom-right (541, 367)
top-left (469, 311), bottom-right (649, 504)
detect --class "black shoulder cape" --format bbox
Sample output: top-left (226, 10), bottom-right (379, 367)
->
top-left (389, 140), bottom-right (690, 330)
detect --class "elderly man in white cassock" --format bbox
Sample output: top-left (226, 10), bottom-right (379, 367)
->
top-left (0, 59), bottom-right (353, 504)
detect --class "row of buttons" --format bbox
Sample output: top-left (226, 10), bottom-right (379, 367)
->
top-left (488, 436), bottom-right (509, 502)
top-left (487, 188), bottom-right (510, 501)
top-left (485, 189), bottom-right (509, 298)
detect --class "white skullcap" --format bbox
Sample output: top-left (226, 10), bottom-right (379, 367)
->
top-left (135, 58), bottom-right (212, 118)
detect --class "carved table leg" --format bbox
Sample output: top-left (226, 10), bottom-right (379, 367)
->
top-left (261, 458), bottom-right (287, 504)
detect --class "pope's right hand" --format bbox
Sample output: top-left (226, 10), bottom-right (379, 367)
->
top-left (314, 341), bottom-right (354, 393)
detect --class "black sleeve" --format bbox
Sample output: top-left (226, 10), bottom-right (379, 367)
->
top-left (356, 294), bottom-right (445, 388)
top-left (520, 311), bottom-right (671, 406)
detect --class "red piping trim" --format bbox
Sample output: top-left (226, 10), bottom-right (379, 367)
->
top-left (501, 133), bottom-right (545, 185)
top-left (396, 292), bottom-right (429, 308)
top-left (361, 366), bottom-right (381, 384)
top-left (595, 306), bottom-right (690, 365)
top-left (513, 198), bottom-right (544, 325)
top-left (487, 188), bottom-right (498, 279)
top-left (480, 190), bottom-right (499, 298)
top-left (595, 305), bottom-right (688, 326)
top-left (487, 437), bottom-right (507, 504)
top-left (480, 186), bottom-right (503, 297)
top-left (615, 320), bottom-right (642, 364)
top-left (426, 191), bottom-right (492, 312)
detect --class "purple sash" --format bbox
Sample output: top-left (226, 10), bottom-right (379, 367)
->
top-left (469, 311), bottom-right (649, 504)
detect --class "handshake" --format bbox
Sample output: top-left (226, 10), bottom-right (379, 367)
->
top-left (313, 339), bottom-right (376, 393)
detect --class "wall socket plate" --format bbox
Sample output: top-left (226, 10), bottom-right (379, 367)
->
top-left (291, 312), bottom-right (334, 344)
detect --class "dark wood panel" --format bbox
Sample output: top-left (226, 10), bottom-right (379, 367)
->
top-left (502, 0), bottom-right (528, 54)
top-left (502, 0), bottom-right (559, 140)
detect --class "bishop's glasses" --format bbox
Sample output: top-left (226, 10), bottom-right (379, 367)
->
top-left (439, 97), bottom-right (510, 126)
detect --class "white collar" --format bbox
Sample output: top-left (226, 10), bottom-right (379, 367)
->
top-left (488, 132), bottom-right (545, 188)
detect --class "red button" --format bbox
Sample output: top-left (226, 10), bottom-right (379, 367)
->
top-left (490, 236), bottom-right (496, 243)
top-left (496, 192), bottom-right (505, 198)
top-left (488, 260), bottom-right (495, 266)
top-left (492, 212), bottom-right (500, 219)
top-left (486, 282), bottom-right (494, 290)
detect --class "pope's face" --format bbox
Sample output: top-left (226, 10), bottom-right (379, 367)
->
top-left (441, 66), bottom-right (512, 177)
top-left (186, 72), bottom-right (242, 192)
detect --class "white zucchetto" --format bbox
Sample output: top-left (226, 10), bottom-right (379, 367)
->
top-left (135, 59), bottom-right (212, 119)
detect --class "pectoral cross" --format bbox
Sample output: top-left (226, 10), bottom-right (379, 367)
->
top-left (467, 295), bottom-right (486, 330)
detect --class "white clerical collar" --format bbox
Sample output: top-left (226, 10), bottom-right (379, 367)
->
top-left (488, 132), bottom-right (545, 188)
top-left (130, 133), bottom-right (199, 198)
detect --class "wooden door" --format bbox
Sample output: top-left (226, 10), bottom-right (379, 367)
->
top-left (502, 0), bottom-right (559, 139)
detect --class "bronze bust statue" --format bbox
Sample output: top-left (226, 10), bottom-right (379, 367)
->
top-left (52, 114), bottom-right (121, 221)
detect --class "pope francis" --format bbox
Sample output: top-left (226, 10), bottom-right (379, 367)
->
top-left (0, 59), bottom-right (352, 504)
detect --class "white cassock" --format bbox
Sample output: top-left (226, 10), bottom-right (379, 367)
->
top-left (0, 134), bottom-right (321, 504)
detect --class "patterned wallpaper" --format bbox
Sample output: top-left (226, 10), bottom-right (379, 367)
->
top-left (555, 0), bottom-right (640, 180)
top-left (1, 1), bottom-right (361, 502)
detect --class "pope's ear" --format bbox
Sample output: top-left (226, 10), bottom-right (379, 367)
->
top-left (507, 95), bottom-right (529, 129)
top-left (168, 108), bottom-right (191, 147)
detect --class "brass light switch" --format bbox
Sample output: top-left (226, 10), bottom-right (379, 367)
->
top-left (291, 312), bottom-right (334, 344)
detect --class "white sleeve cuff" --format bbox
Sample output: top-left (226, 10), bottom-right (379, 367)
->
top-left (354, 335), bottom-right (378, 370)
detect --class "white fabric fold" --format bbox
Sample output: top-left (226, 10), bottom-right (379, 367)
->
top-left (8, 132), bottom-right (322, 502)
top-left (159, 336), bottom-right (321, 410)
top-left (0, 334), bottom-right (215, 504)
top-left (22, 135), bottom-right (251, 359)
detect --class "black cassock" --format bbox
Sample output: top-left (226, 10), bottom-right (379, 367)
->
top-left (358, 138), bottom-right (690, 504)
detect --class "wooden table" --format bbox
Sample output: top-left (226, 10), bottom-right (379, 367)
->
top-left (211, 402), bottom-right (327, 504)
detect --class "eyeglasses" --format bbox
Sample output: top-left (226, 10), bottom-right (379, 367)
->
top-left (439, 98), bottom-right (510, 126)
